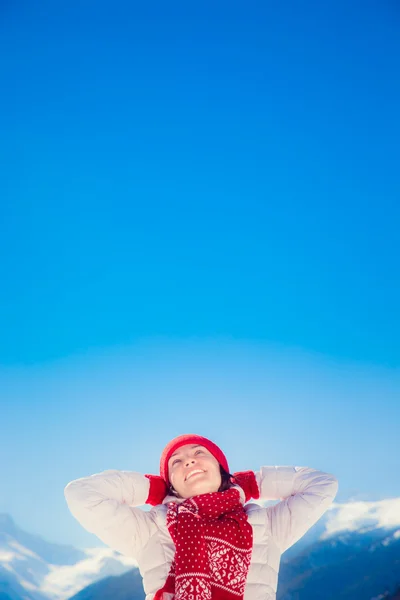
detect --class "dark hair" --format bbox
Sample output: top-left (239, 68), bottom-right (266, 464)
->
top-left (218, 465), bottom-right (234, 491)
top-left (168, 465), bottom-right (234, 497)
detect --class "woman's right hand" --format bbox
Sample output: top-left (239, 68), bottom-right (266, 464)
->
top-left (144, 474), bottom-right (169, 505)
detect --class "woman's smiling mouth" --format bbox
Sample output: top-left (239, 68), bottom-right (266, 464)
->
top-left (185, 469), bottom-right (205, 481)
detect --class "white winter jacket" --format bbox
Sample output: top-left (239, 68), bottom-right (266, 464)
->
top-left (64, 466), bottom-right (338, 600)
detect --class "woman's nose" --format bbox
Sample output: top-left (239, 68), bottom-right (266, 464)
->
top-left (185, 458), bottom-right (196, 467)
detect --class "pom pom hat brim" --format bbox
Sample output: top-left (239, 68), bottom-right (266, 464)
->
top-left (160, 434), bottom-right (230, 484)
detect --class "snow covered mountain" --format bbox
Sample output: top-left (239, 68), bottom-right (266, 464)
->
top-left (277, 497), bottom-right (400, 599)
top-left (67, 568), bottom-right (145, 600)
top-left (278, 524), bottom-right (400, 599)
top-left (0, 514), bottom-right (136, 600)
top-left (1, 497), bottom-right (400, 600)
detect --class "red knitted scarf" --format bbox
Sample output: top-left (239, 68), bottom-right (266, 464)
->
top-left (154, 488), bottom-right (253, 600)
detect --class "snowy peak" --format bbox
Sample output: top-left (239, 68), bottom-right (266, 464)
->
top-left (0, 514), bottom-right (137, 600)
top-left (40, 546), bottom-right (137, 600)
top-left (0, 512), bottom-right (85, 566)
top-left (0, 513), bottom-right (18, 535)
top-left (323, 498), bottom-right (400, 538)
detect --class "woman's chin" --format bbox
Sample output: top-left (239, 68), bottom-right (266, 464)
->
top-left (186, 481), bottom-right (218, 496)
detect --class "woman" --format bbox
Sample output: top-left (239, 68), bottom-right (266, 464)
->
top-left (64, 433), bottom-right (338, 600)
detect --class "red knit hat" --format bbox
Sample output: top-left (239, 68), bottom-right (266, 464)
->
top-left (160, 434), bottom-right (230, 484)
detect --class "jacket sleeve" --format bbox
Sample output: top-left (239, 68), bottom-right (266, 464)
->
top-left (64, 469), bottom-right (157, 559)
top-left (256, 466), bottom-right (338, 554)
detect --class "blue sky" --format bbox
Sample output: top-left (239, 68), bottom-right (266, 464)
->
top-left (0, 1), bottom-right (399, 549)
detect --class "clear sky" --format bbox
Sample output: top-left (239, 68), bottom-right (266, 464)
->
top-left (0, 1), bottom-right (399, 550)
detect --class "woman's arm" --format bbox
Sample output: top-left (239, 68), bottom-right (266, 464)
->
top-left (256, 466), bottom-right (338, 553)
top-left (64, 469), bottom-right (157, 558)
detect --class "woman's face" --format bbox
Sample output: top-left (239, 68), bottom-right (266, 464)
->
top-left (168, 444), bottom-right (222, 499)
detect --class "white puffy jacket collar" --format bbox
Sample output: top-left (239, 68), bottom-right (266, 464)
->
top-left (161, 484), bottom-right (246, 505)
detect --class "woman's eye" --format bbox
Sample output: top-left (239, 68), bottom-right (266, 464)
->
top-left (195, 450), bottom-right (203, 455)
top-left (172, 459), bottom-right (181, 465)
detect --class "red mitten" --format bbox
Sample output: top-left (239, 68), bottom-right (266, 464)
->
top-left (144, 474), bottom-right (168, 506)
top-left (231, 470), bottom-right (260, 503)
